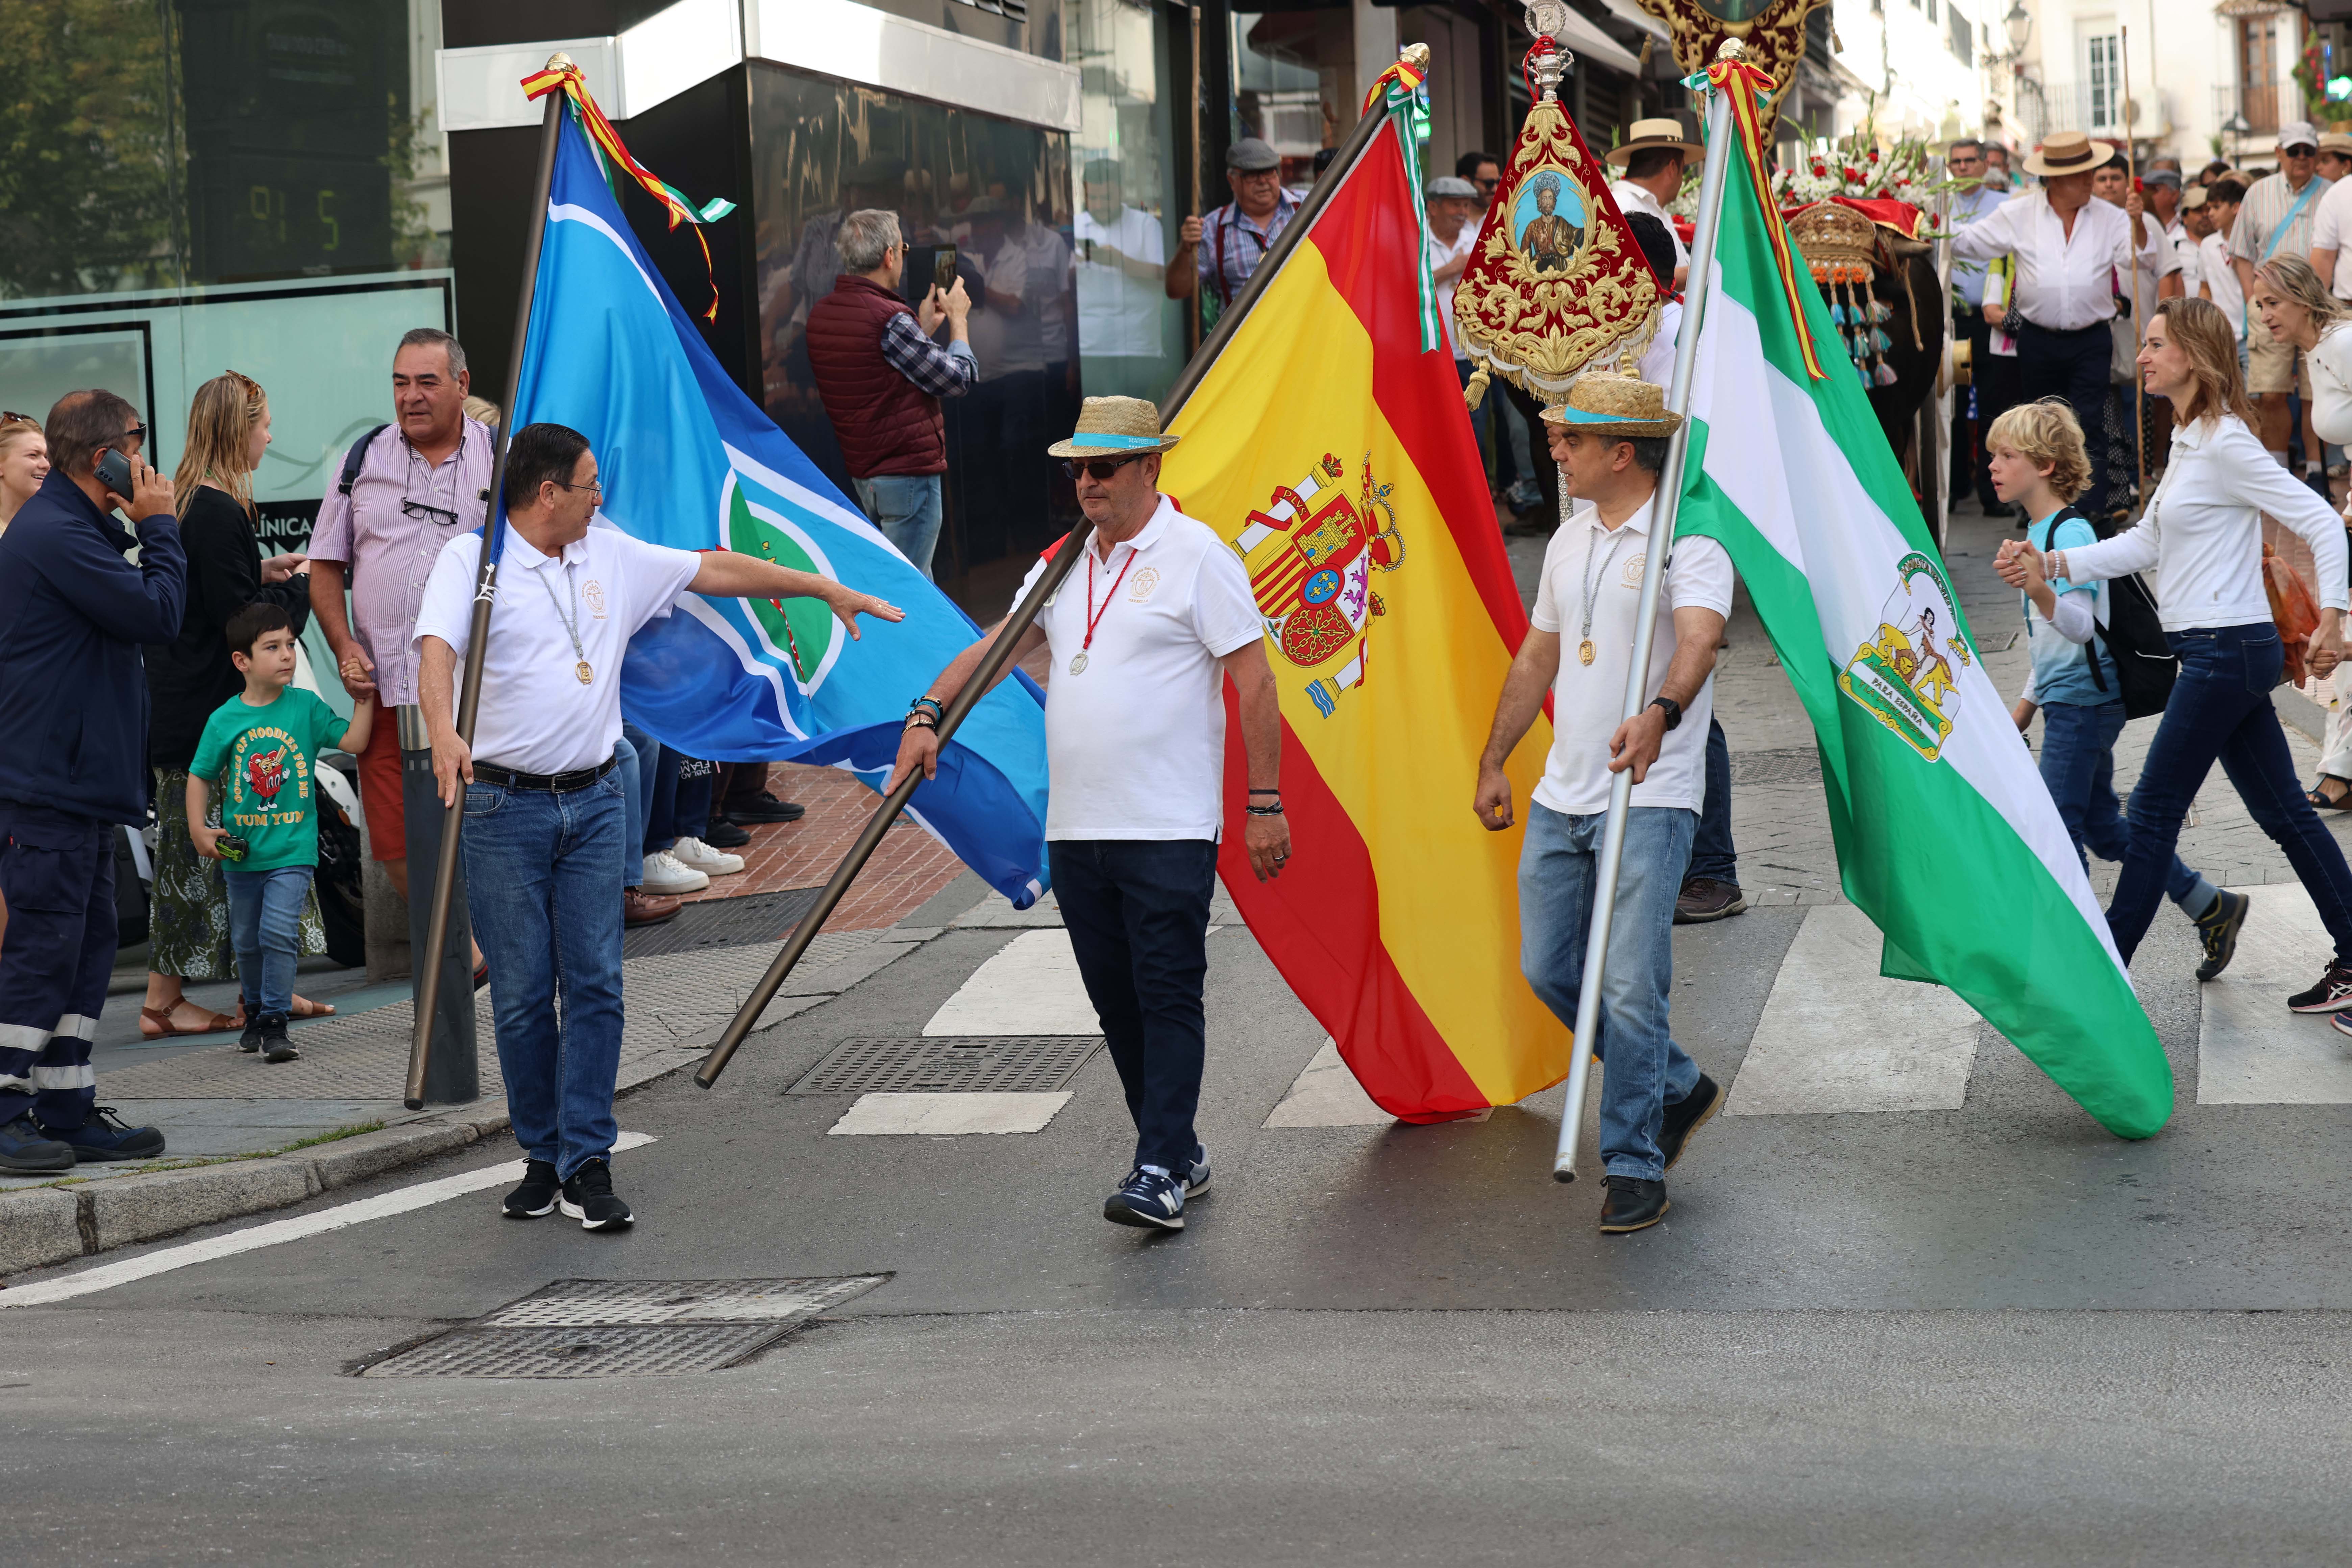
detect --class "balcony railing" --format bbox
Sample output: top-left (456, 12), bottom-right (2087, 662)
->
top-left (2214, 78), bottom-right (2293, 137)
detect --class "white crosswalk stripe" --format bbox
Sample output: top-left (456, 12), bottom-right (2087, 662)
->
top-left (923, 928), bottom-right (1100, 1037)
top-left (2196, 884), bottom-right (2352, 1104)
top-left (829, 1093), bottom-right (1073, 1135)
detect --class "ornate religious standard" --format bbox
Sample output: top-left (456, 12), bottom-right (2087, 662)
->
top-left (1629, 0), bottom-right (1830, 140)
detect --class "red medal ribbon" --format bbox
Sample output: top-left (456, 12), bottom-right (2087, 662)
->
top-left (1083, 544), bottom-right (1139, 653)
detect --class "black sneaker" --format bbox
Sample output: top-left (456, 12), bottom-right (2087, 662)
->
top-left (1656, 1074), bottom-right (1722, 1172)
top-left (237, 1016), bottom-right (264, 1053)
top-left (0, 1111), bottom-right (75, 1174)
top-left (2194, 889), bottom-right (2251, 982)
top-left (36, 1105), bottom-right (166, 1162)
top-left (703, 818), bottom-right (752, 849)
top-left (503, 1158), bottom-right (561, 1218)
top-left (2288, 961), bottom-right (2352, 1013)
top-left (1674, 878), bottom-right (1748, 924)
top-left (1597, 1174), bottom-right (1669, 1233)
top-left (726, 790), bottom-right (806, 825)
top-left (559, 1158), bottom-right (634, 1230)
top-left (1103, 1167), bottom-right (1185, 1230)
top-left (257, 1012), bottom-right (299, 1063)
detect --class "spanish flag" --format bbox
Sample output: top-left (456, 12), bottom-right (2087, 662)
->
top-left (1161, 99), bottom-right (1564, 1121)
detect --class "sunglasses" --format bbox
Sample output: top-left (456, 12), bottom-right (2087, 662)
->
top-left (1062, 455), bottom-right (1146, 481)
top-left (0, 411), bottom-right (35, 429)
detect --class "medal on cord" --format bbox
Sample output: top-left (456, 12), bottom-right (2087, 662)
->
top-left (540, 558), bottom-right (594, 684)
top-left (1577, 526), bottom-right (1630, 668)
top-left (1070, 541), bottom-right (1136, 676)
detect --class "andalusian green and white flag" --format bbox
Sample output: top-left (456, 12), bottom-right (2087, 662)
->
top-left (1673, 138), bottom-right (2173, 1139)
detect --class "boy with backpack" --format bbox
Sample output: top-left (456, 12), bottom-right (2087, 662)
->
top-left (1992, 398), bottom-right (2252, 979)
top-left (187, 604), bottom-right (374, 1062)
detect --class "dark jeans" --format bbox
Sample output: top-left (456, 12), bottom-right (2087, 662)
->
top-left (1454, 358), bottom-right (1489, 474)
top-left (2110, 623), bottom-right (2352, 963)
top-left (1500, 377), bottom-right (1558, 521)
top-left (1954, 307), bottom-right (2016, 506)
top-left (0, 803), bottom-right (113, 1130)
top-left (2017, 319), bottom-right (2113, 517)
top-left (1052, 838), bottom-right (1216, 1173)
top-left (1686, 718), bottom-right (1739, 887)
top-left (2037, 700), bottom-right (2213, 913)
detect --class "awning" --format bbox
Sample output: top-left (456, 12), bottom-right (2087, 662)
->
top-left (1594, 0), bottom-right (1671, 44)
top-left (1557, 5), bottom-right (1646, 78)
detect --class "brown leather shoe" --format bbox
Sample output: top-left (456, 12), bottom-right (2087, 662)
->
top-left (1673, 877), bottom-right (1747, 925)
top-left (624, 886), bottom-right (681, 927)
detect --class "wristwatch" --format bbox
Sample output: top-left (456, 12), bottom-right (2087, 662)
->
top-left (1648, 695), bottom-right (1684, 731)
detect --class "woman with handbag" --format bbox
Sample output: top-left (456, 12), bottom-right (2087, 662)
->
top-left (2000, 297), bottom-right (2352, 1013)
top-left (139, 372), bottom-right (336, 1039)
top-left (2250, 254), bottom-right (2352, 808)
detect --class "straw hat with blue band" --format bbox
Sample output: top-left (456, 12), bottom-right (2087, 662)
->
top-left (1046, 395), bottom-right (1184, 458)
top-left (1539, 372), bottom-right (1683, 439)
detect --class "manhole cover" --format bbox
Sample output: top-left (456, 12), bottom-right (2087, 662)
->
top-left (358, 1275), bottom-right (889, 1378)
top-left (1729, 747), bottom-right (1822, 786)
top-left (621, 886), bottom-right (825, 959)
top-left (789, 1036), bottom-right (1102, 1095)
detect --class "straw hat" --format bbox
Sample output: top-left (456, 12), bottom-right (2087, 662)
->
top-left (2323, 131), bottom-right (2352, 156)
top-left (1605, 117), bottom-right (1704, 167)
top-left (1046, 396), bottom-right (1182, 458)
top-left (2022, 130), bottom-right (2107, 179)
top-left (1541, 373), bottom-right (1683, 438)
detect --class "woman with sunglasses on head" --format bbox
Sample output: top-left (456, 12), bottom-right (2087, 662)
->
top-left (137, 372), bottom-right (333, 1040)
top-left (2000, 298), bottom-right (2352, 1012)
top-left (0, 412), bottom-right (48, 534)
top-left (2249, 254), bottom-right (2352, 809)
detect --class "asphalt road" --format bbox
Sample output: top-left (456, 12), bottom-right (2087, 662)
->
top-left (11, 878), bottom-right (2352, 1565)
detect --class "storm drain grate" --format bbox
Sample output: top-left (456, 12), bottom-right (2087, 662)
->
top-left (787, 1035), bottom-right (1103, 1095)
top-left (620, 886), bottom-right (825, 959)
top-left (358, 1275), bottom-right (889, 1378)
top-left (1729, 746), bottom-right (1823, 786)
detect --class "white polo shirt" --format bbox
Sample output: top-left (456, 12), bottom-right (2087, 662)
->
top-left (1014, 495), bottom-right (1265, 840)
top-left (413, 518), bottom-right (702, 776)
top-left (1528, 497), bottom-right (1734, 816)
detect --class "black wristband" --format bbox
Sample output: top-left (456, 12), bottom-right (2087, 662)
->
top-left (1245, 803), bottom-right (1285, 817)
top-left (1247, 788), bottom-right (1281, 797)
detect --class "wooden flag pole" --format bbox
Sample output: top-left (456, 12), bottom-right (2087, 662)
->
top-left (401, 57), bottom-right (569, 1110)
top-left (2123, 24), bottom-right (2150, 510)
top-left (1188, 2), bottom-right (1205, 359)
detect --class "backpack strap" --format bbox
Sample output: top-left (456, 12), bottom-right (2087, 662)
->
top-left (2044, 505), bottom-right (2111, 693)
top-left (337, 424), bottom-right (389, 496)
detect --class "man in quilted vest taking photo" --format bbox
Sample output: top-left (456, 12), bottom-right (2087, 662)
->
top-left (805, 208), bottom-right (976, 579)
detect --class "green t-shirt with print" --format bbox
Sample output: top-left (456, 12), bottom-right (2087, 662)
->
top-left (188, 688), bottom-right (350, 871)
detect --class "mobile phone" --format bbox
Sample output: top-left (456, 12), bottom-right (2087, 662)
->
top-left (933, 244), bottom-right (958, 294)
top-left (216, 832), bottom-right (249, 864)
top-left (94, 446), bottom-right (135, 499)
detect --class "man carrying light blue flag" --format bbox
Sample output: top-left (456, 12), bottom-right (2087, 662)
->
top-left (509, 89), bottom-right (1055, 911)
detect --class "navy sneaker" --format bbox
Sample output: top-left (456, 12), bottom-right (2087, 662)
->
top-left (2194, 889), bottom-right (2251, 982)
top-left (559, 1158), bottom-right (634, 1230)
top-left (0, 1112), bottom-right (75, 1174)
top-left (1104, 1167), bottom-right (1185, 1231)
top-left (256, 1012), bottom-right (299, 1064)
top-left (1181, 1148), bottom-right (1211, 1198)
top-left (503, 1158), bottom-right (561, 1218)
top-left (38, 1105), bottom-right (166, 1163)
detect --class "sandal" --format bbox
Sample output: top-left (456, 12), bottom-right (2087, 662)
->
top-left (2311, 777), bottom-right (2352, 810)
top-left (138, 1002), bottom-right (237, 1040)
top-left (288, 994), bottom-right (336, 1019)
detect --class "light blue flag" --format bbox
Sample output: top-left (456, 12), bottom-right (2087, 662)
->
top-left (509, 107), bottom-right (1050, 906)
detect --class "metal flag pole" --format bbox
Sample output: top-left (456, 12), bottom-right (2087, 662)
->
top-left (2122, 23), bottom-right (2150, 509)
top-left (1551, 43), bottom-right (1740, 1182)
top-left (402, 54), bottom-right (571, 1110)
top-left (692, 95), bottom-right (1398, 1092)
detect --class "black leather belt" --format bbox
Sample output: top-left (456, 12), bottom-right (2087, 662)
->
top-left (472, 755), bottom-right (618, 792)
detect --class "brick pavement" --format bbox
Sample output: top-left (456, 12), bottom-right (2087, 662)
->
top-left (679, 761), bottom-right (967, 930)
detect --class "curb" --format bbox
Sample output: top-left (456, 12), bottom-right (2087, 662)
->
top-left (2275, 684), bottom-right (2327, 745)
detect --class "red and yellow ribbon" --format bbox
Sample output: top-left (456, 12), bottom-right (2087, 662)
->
top-left (521, 62), bottom-right (738, 323)
top-left (1698, 57), bottom-right (1828, 382)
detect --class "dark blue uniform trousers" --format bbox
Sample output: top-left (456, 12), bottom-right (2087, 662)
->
top-left (0, 803), bottom-right (116, 1130)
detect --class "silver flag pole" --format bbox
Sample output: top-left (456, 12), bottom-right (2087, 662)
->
top-left (1552, 43), bottom-right (1742, 1182)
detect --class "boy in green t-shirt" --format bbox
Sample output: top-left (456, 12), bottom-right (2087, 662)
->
top-left (188, 604), bottom-right (373, 1062)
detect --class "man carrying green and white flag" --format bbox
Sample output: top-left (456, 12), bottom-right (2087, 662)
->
top-left (1667, 60), bottom-right (2172, 1140)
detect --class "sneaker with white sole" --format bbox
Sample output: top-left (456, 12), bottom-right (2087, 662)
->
top-left (670, 835), bottom-right (744, 876)
top-left (641, 850), bottom-right (710, 895)
top-left (1104, 1167), bottom-right (1185, 1230)
top-left (559, 1158), bottom-right (634, 1230)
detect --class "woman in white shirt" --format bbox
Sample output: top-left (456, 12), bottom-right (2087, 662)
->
top-left (2251, 254), bottom-right (2352, 809)
top-left (2002, 297), bottom-right (2352, 1011)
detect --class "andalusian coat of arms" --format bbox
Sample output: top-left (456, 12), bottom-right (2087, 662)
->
top-left (1229, 452), bottom-right (1404, 717)
top-left (1838, 552), bottom-right (1974, 762)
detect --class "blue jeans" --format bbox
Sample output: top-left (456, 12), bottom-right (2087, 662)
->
top-left (1052, 839), bottom-right (1216, 1174)
top-left (462, 769), bottom-right (628, 1180)
top-left (2111, 623), bottom-right (2352, 963)
top-left (225, 865), bottom-right (313, 1019)
top-left (853, 473), bottom-right (944, 580)
top-left (2037, 699), bottom-right (2214, 915)
top-left (1519, 803), bottom-right (1701, 1182)
top-left (616, 730), bottom-right (645, 888)
top-left (1685, 718), bottom-right (1739, 886)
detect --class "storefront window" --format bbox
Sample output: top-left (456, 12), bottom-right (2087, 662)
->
top-left (0, 0), bottom-right (455, 570)
top-left (1070, 0), bottom-right (1183, 403)
top-left (1232, 8), bottom-right (1352, 187)
top-left (749, 61), bottom-right (1082, 613)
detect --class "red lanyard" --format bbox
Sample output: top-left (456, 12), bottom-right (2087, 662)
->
top-left (1083, 543), bottom-right (1137, 652)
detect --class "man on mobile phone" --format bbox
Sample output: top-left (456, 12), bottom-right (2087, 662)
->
top-left (0, 390), bottom-right (181, 1172)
